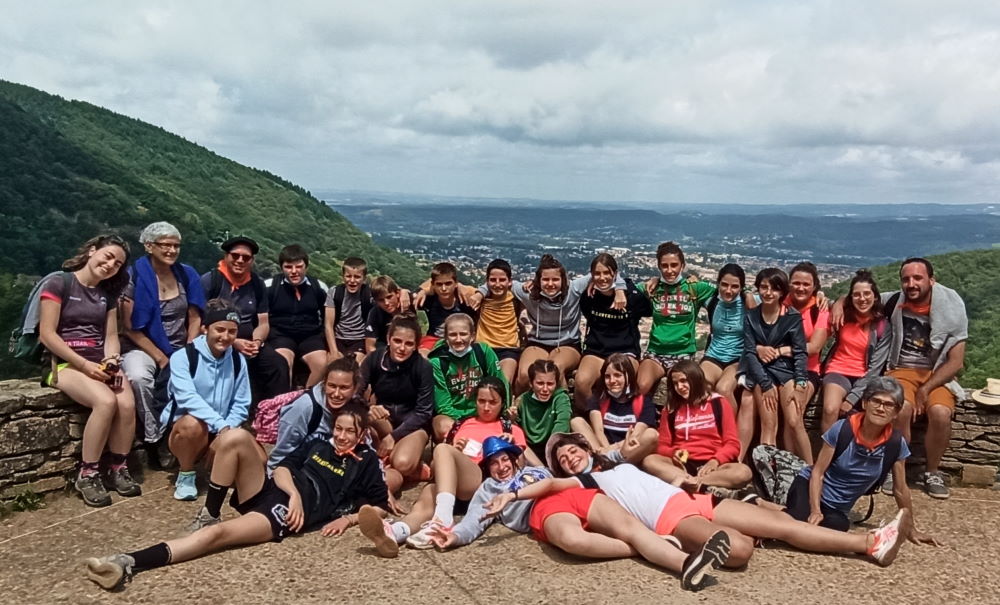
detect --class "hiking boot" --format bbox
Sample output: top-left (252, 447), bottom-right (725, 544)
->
top-left (922, 471), bottom-right (950, 499)
top-left (173, 471), bottom-right (198, 501)
top-left (185, 506), bottom-right (221, 533)
top-left (880, 473), bottom-right (894, 495)
top-left (868, 508), bottom-right (909, 566)
top-left (85, 553), bottom-right (135, 591)
top-left (75, 473), bottom-right (112, 507)
top-left (406, 518), bottom-right (446, 550)
top-left (358, 505), bottom-right (399, 558)
top-left (104, 467), bottom-right (142, 497)
top-left (680, 530), bottom-right (730, 591)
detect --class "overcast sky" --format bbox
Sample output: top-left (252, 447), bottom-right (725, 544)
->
top-left (3, 1), bottom-right (1000, 205)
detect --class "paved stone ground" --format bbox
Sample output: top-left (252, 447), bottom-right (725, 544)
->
top-left (2, 468), bottom-right (998, 605)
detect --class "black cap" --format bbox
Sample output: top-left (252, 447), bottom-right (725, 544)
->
top-left (220, 236), bottom-right (259, 255)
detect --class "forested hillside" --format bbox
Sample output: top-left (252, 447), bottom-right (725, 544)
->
top-left (828, 248), bottom-right (1000, 389)
top-left (0, 80), bottom-right (424, 378)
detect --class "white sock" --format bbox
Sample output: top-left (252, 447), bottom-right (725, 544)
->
top-left (390, 522), bottom-right (410, 544)
top-left (433, 492), bottom-right (456, 526)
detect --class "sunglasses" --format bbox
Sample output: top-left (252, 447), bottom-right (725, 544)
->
top-left (229, 252), bottom-right (253, 262)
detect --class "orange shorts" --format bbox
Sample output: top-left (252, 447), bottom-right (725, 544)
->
top-left (654, 492), bottom-right (716, 536)
top-left (528, 487), bottom-right (599, 543)
top-left (888, 368), bottom-right (956, 411)
top-left (419, 335), bottom-right (440, 351)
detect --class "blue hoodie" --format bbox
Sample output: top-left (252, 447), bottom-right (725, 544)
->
top-left (163, 335), bottom-right (250, 433)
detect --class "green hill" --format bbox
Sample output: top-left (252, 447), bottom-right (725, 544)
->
top-left (828, 248), bottom-right (1000, 389)
top-left (0, 79), bottom-right (425, 378)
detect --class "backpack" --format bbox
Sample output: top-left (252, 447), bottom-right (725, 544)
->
top-left (8, 272), bottom-right (72, 363)
top-left (598, 393), bottom-right (645, 421)
top-left (207, 269), bottom-right (266, 326)
top-left (330, 283), bottom-right (374, 327)
top-left (832, 418), bottom-right (903, 524)
top-left (750, 444), bottom-right (806, 506)
top-left (161, 342), bottom-right (244, 433)
top-left (252, 388), bottom-right (324, 445)
top-left (666, 395), bottom-right (725, 437)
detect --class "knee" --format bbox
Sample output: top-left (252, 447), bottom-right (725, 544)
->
top-left (432, 442), bottom-right (454, 460)
top-left (173, 415), bottom-right (208, 441)
top-left (927, 405), bottom-right (952, 428)
top-left (116, 394), bottom-right (136, 415)
top-left (547, 527), bottom-right (587, 553)
top-left (725, 533), bottom-right (755, 568)
top-left (215, 427), bottom-right (252, 450)
top-left (89, 392), bottom-right (119, 415)
top-left (732, 463), bottom-right (753, 486)
top-left (392, 451), bottom-right (419, 475)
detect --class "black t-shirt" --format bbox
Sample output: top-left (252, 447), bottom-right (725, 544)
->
top-left (588, 393), bottom-right (657, 443)
top-left (580, 279), bottom-right (651, 357)
top-left (267, 278), bottom-right (326, 338)
top-left (278, 438), bottom-right (389, 529)
top-left (364, 306), bottom-right (395, 344)
top-left (424, 294), bottom-right (476, 338)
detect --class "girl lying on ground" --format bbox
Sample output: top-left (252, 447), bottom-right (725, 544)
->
top-left (84, 401), bottom-right (388, 591)
top-left (484, 432), bottom-right (911, 573)
top-left (369, 436), bottom-right (732, 592)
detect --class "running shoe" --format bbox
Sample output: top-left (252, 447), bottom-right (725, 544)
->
top-left (358, 505), bottom-right (399, 558)
top-left (173, 471), bottom-right (198, 501)
top-left (85, 553), bottom-right (135, 591)
top-left (185, 506), bottom-right (221, 533)
top-left (868, 508), bottom-right (910, 567)
top-left (104, 467), bottom-right (142, 497)
top-left (406, 518), bottom-right (446, 550)
top-left (680, 530), bottom-right (731, 591)
top-left (76, 473), bottom-right (112, 508)
top-left (661, 534), bottom-right (683, 550)
top-left (921, 471), bottom-right (950, 499)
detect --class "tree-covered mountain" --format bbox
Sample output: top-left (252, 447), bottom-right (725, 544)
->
top-left (828, 248), bottom-right (1000, 389)
top-left (0, 79), bottom-right (425, 377)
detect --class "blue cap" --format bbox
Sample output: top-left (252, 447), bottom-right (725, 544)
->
top-left (481, 436), bottom-right (523, 464)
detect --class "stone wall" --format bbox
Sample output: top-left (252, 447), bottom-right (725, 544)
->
top-left (0, 379), bottom-right (87, 498)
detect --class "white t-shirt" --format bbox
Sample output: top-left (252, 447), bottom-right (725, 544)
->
top-left (576, 463), bottom-right (683, 530)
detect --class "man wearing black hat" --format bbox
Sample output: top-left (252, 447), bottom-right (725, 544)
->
top-left (200, 236), bottom-right (287, 402)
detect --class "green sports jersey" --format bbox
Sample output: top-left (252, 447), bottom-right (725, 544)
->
top-left (639, 280), bottom-right (716, 355)
top-left (516, 387), bottom-right (572, 446)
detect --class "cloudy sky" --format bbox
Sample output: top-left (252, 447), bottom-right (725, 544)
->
top-left (3, 1), bottom-right (1000, 204)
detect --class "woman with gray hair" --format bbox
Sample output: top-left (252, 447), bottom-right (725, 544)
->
top-left (783, 377), bottom-right (938, 545)
top-left (120, 221), bottom-right (206, 466)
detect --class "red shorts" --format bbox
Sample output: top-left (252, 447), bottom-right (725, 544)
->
top-left (419, 335), bottom-right (440, 351)
top-left (528, 487), bottom-right (599, 543)
top-left (654, 492), bottom-right (716, 535)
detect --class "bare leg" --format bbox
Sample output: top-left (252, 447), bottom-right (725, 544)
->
top-left (574, 355), bottom-right (606, 413)
top-left (698, 463), bottom-right (753, 489)
top-left (737, 388), bottom-right (758, 461)
top-left (543, 513), bottom-right (637, 558)
top-left (924, 404), bottom-right (953, 473)
top-left (431, 443), bottom-right (484, 500)
top-left (820, 382), bottom-right (849, 433)
top-left (499, 358), bottom-right (518, 387)
top-left (391, 429), bottom-right (429, 477)
top-left (700, 360), bottom-right (724, 391)
top-left (302, 350), bottom-right (328, 387)
top-left (641, 454), bottom-right (688, 484)
top-left (55, 369), bottom-right (119, 463)
top-left (586, 494), bottom-right (690, 573)
top-left (713, 500), bottom-right (871, 554)
top-left (779, 381), bottom-right (813, 465)
top-left (169, 415), bottom-right (210, 472)
top-left (757, 386), bottom-right (778, 447)
top-left (672, 516), bottom-right (754, 568)
top-left (516, 347), bottom-right (550, 394)
top-left (208, 429), bottom-right (267, 497)
top-left (165, 513), bottom-right (274, 564)
top-left (637, 358), bottom-right (666, 395)
top-left (274, 347), bottom-right (295, 388)
top-left (107, 383), bottom-right (137, 455)
top-left (620, 427), bottom-right (659, 464)
top-left (549, 347), bottom-right (582, 388)
top-left (570, 417), bottom-right (603, 450)
top-left (400, 484), bottom-right (436, 533)
top-left (431, 414), bottom-right (455, 442)
top-left (715, 364), bottom-right (740, 413)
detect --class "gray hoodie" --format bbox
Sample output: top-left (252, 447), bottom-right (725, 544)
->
top-left (450, 466), bottom-right (552, 545)
top-left (266, 383), bottom-right (333, 472)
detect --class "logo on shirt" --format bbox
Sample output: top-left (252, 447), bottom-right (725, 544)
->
top-left (271, 503), bottom-right (289, 527)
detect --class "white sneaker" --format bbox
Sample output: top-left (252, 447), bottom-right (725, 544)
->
top-left (405, 518), bottom-right (446, 550)
top-left (868, 508), bottom-right (910, 566)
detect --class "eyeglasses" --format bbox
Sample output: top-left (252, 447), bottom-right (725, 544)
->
top-left (152, 242), bottom-right (181, 250)
top-left (867, 397), bottom-right (902, 411)
top-left (229, 252), bottom-right (253, 262)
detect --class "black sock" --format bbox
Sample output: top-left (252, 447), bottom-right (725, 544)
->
top-left (127, 542), bottom-right (172, 571)
top-left (205, 481), bottom-right (228, 518)
top-left (108, 453), bottom-right (128, 470)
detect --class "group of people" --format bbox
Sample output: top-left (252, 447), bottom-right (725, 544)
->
top-left (30, 222), bottom-right (960, 592)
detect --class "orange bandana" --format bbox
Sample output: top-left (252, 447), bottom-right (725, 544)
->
top-left (217, 259), bottom-right (251, 288)
top-left (849, 413), bottom-right (893, 450)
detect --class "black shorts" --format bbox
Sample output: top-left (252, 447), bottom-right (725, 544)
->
top-left (526, 341), bottom-right (581, 354)
top-left (232, 478), bottom-right (291, 542)
top-left (807, 371), bottom-right (822, 393)
top-left (335, 338), bottom-right (367, 357)
top-left (268, 331), bottom-right (327, 357)
top-left (784, 475), bottom-right (850, 532)
top-left (493, 347), bottom-right (522, 362)
top-left (701, 356), bottom-right (737, 372)
top-left (581, 349), bottom-right (638, 361)
top-left (822, 372), bottom-right (862, 393)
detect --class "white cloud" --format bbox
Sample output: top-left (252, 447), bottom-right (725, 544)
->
top-left (2, 0), bottom-right (1000, 203)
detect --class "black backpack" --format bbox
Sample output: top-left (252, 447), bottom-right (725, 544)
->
top-left (833, 417), bottom-right (903, 523)
top-left (160, 343), bottom-right (245, 433)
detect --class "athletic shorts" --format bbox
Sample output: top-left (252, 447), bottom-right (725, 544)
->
top-left (268, 331), bottom-right (327, 357)
top-left (642, 352), bottom-right (692, 372)
top-left (232, 478), bottom-right (291, 542)
top-left (654, 492), bottom-right (717, 536)
top-left (525, 341), bottom-right (581, 354)
top-left (41, 362), bottom-right (71, 387)
top-left (419, 335), bottom-right (440, 351)
top-left (888, 367), bottom-right (956, 411)
top-left (492, 347), bottom-right (521, 362)
top-left (784, 475), bottom-right (850, 532)
top-left (335, 338), bottom-right (367, 358)
top-left (528, 487), bottom-right (599, 543)
top-left (701, 356), bottom-right (737, 372)
top-left (822, 372), bottom-right (863, 393)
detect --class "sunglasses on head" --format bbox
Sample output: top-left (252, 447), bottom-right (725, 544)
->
top-left (229, 252), bottom-right (253, 262)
